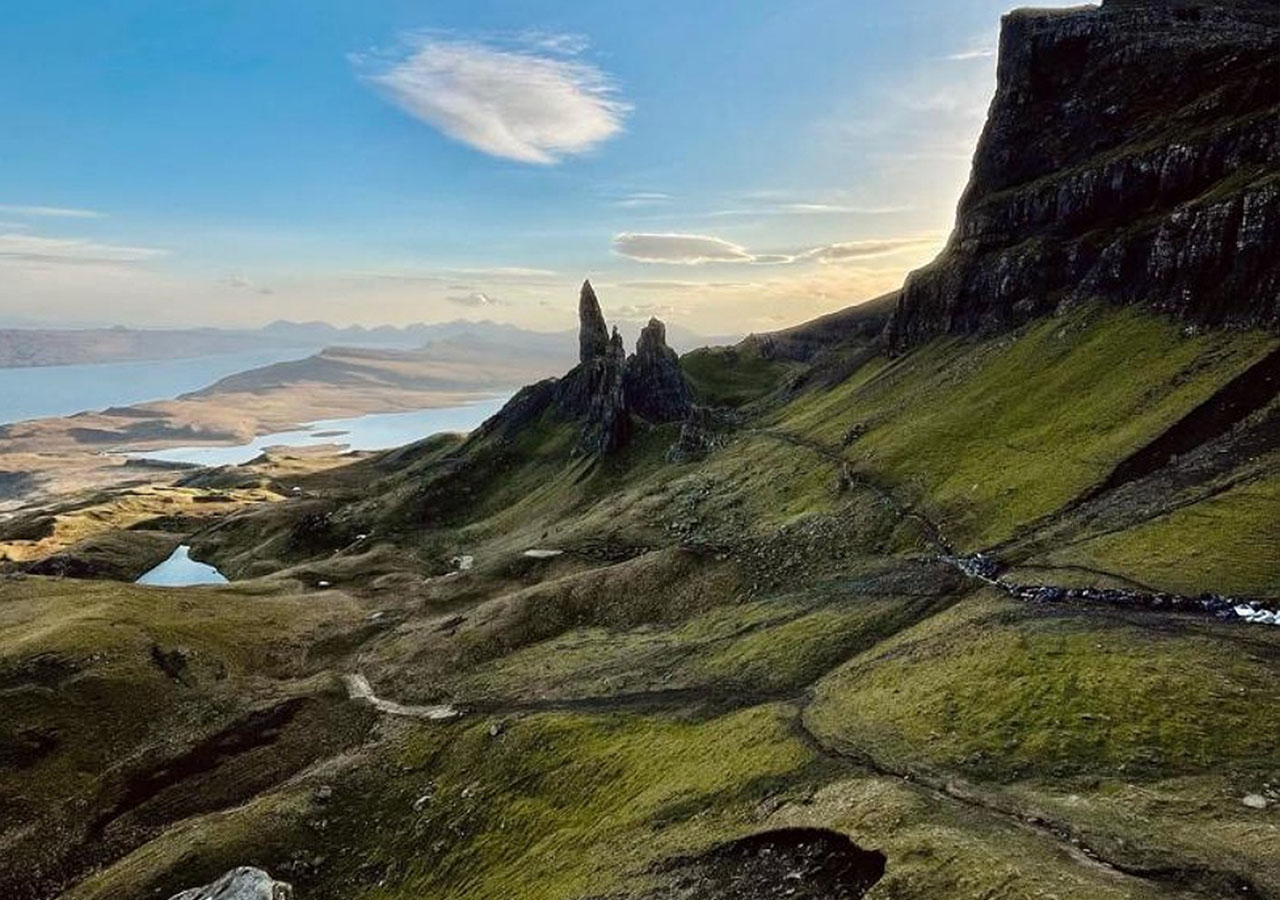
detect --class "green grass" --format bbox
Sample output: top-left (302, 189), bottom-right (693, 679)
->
top-left (442, 582), bottom-right (951, 702)
top-left (0, 578), bottom-right (363, 814)
top-left (1040, 474), bottom-right (1280, 597)
top-left (687, 593), bottom-right (951, 692)
top-left (682, 345), bottom-right (794, 407)
top-left (772, 305), bottom-right (1277, 548)
top-left (806, 592), bottom-right (1280, 781)
top-left (15, 302), bottom-right (1280, 900)
top-left (347, 706), bottom-right (816, 900)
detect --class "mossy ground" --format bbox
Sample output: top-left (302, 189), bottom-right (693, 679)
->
top-left (5, 304), bottom-right (1279, 900)
top-left (771, 306), bottom-right (1277, 549)
top-left (806, 591), bottom-right (1280, 782)
top-left (1040, 472), bottom-right (1280, 596)
top-left (680, 345), bottom-right (794, 407)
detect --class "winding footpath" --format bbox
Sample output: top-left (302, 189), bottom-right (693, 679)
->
top-left (343, 673), bottom-right (461, 720)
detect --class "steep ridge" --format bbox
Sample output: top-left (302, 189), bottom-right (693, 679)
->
top-left (887, 0), bottom-right (1280, 348)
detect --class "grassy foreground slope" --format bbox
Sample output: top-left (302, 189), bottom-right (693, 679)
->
top-left (2, 301), bottom-right (1278, 900)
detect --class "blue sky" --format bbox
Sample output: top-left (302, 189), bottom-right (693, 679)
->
top-left (0, 0), bottom-right (1011, 333)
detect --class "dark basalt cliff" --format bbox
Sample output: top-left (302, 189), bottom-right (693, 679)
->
top-left (886, 0), bottom-right (1280, 349)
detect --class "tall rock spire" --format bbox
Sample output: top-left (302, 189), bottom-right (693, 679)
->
top-left (578, 280), bottom-right (609, 363)
top-left (624, 318), bottom-right (695, 423)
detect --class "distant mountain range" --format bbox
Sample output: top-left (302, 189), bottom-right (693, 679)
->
top-left (0, 319), bottom-right (739, 368)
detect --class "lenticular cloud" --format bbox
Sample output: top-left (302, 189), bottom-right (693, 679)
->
top-left (363, 37), bottom-right (630, 165)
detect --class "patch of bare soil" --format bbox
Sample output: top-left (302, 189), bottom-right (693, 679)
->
top-left (634, 828), bottom-right (886, 900)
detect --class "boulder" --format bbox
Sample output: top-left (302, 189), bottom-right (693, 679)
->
top-left (168, 867), bottom-right (292, 900)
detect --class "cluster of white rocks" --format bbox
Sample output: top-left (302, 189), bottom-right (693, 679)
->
top-left (1234, 604), bottom-right (1280, 626)
top-left (944, 554), bottom-right (1280, 628)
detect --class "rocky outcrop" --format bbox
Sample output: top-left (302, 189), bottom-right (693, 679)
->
top-left (168, 868), bottom-right (292, 900)
top-left (886, 0), bottom-right (1280, 349)
top-left (573, 327), bottom-right (631, 455)
top-left (624, 319), bottom-right (696, 423)
top-left (476, 282), bottom-right (696, 456)
top-left (578, 280), bottom-right (610, 363)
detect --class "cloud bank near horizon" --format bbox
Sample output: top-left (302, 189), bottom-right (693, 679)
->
top-left (611, 232), bottom-right (940, 266)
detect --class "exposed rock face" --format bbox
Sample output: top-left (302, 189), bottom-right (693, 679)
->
top-left (574, 327), bottom-right (631, 455)
top-left (557, 293), bottom-right (694, 454)
top-left (624, 318), bottom-right (696, 423)
top-left (168, 868), bottom-right (292, 900)
top-left (578, 280), bottom-right (610, 363)
top-left (476, 285), bottom-right (696, 456)
top-left (887, 1), bottom-right (1280, 349)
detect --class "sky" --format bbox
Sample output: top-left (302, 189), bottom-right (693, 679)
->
top-left (0, 0), bottom-right (1012, 335)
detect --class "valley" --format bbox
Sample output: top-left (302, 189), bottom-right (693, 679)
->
top-left (2, 2), bottom-right (1278, 899)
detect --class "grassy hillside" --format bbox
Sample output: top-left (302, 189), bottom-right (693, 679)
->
top-left (772, 305), bottom-right (1277, 549)
top-left (3, 302), bottom-right (1278, 900)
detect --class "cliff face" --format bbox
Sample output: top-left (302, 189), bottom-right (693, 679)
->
top-left (887, 1), bottom-right (1280, 349)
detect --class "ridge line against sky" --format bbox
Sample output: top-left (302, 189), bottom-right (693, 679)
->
top-left (0, 0), bottom-right (1009, 334)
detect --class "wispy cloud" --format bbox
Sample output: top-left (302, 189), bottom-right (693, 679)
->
top-left (614, 279), bottom-right (752, 292)
top-left (612, 232), bottom-right (940, 266)
top-left (356, 33), bottom-right (630, 164)
top-left (802, 238), bottom-right (938, 263)
top-left (946, 47), bottom-right (995, 61)
top-left (709, 202), bottom-right (911, 218)
top-left (373, 265), bottom-right (558, 284)
top-left (946, 32), bottom-right (998, 62)
top-left (446, 290), bottom-right (506, 307)
top-left (0, 232), bottom-right (166, 265)
top-left (611, 302), bottom-right (678, 319)
top-left (515, 30), bottom-right (591, 57)
top-left (223, 275), bottom-right (274, 295)
top-left (613, 192), bottom-right (672, 209)
top-left (612, 233), bottom-right (754, 265)
top-left (0, 204), bottom-right (103, 219)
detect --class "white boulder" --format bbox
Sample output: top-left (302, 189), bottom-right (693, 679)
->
top-left (168, 867), bottom-right (292, 900)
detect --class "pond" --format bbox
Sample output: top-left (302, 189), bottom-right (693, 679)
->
top-left (136, 545), bottom-right (229, 586)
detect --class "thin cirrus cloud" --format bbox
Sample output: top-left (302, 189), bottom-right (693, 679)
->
top-left (613, 192), bottom-right (672, 209)
top-left (946, 32), bottom-right (998, 62)
top-left (0, 232), bottom-right (167, 266)
top-left (446, 290), bottom-right (506, 308)
top-left (709, 202), bottom-right (911, 218)
top-left (946, 45), bottom-right (995, 61)
top-left (612, 232), bottom-right (940, 266)
top-left (356, 33), bottom-right (631, 165)
top-left (802, 238), bottom-right (939, 263)
top-left (0, 204), bottom-right (103, 219)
